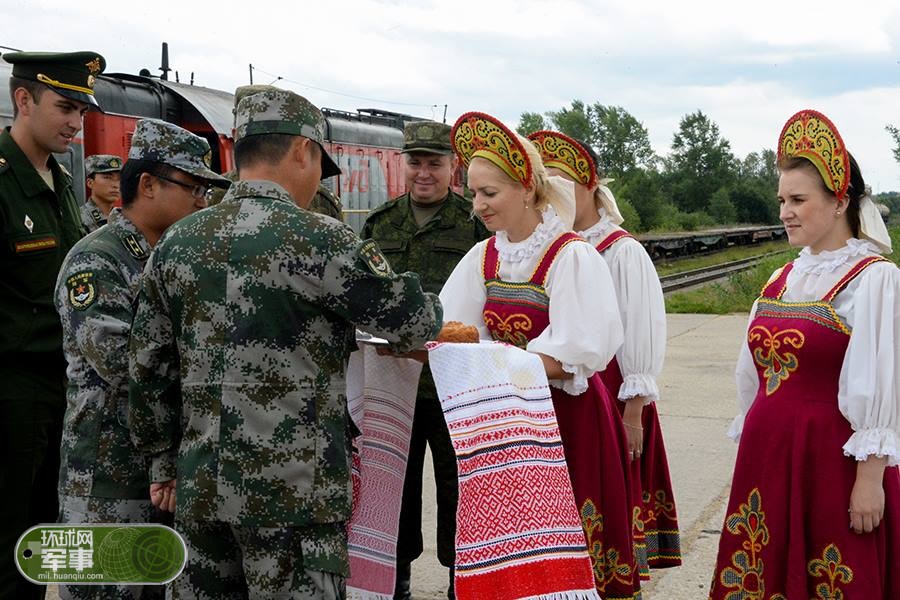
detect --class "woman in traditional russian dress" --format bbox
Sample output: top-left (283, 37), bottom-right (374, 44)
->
top-left (709, 109), bottom-right (900, 599)
top-left (528, 130), bottom-right (682, 577)
top-left (440, 112), bottom-right (643, 599)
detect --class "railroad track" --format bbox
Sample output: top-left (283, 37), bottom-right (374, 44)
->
top-left (659, 252), bottom-right (784, 293)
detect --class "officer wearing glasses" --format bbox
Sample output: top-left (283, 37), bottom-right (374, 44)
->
top-left (52, 118), bottom-right (228, 600)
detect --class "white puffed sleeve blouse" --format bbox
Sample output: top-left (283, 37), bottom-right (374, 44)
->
top-left (579, 211), bottom-right (666, 403)
top-left (440, 207), bottom-right (624, 395)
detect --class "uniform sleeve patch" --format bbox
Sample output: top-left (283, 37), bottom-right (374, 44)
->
top-left (358, 239), bottom-right (394, 279)
top-left (66, 271), bottom-right (98, 310)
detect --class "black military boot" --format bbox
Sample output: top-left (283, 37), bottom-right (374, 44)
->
top-left (393, 561), bottom-right (412, 600)
top-left (447, 566), bottom-right (455, 600)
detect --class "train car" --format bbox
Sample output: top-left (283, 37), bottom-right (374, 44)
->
top-left (1, 60), bottom-right (449, 232)
top-left (638, 225), bottom-right (786, 260)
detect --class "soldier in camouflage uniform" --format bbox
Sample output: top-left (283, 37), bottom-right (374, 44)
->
top-left (80, 154), bottom-right (123, 231)
top-left (209, 84), bottom-right (344, 221)
top-left (54, 119), bottom-right (229, 600)
top-left (361, 121), bottom-right (490, 600)
top-left (128, 88), bottom-right (442, 600)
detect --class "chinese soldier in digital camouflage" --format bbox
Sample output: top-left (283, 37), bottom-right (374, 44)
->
top-left (81, 153), bottom-right (123, 231)
top-left (208, 83), bottom-right (344, 221)
top-left (0, 50), bottom-right (104, 600)
top-left (361, 120), bottom-right (489, 600)
top-left (54, 118), bottom-right (229, 600)
top-left (127, 87), bottom-right (442, 599)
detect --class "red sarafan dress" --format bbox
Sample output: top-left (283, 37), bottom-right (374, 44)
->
top-left (710, 256), bottom-right (900, 600)
top-left (588, 225), bottom-right (682, 575)
top-left (480, 232), bottom-right (642, 600)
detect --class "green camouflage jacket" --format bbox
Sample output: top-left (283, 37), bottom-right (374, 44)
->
top-left (128, 179), bottom-right (441, 527)
top-left (54, 207), bottom-right (152, 499)
top-left (309, 183), bottom-right (343, 221)
top-left (79, 197), bottom-right (107, 232)
top-left (361, 190), bottom-right (489, 295)
top-left (0, 127), bottom-right (85, 361)
top-left (362, 190), bottom-right (489, 399)
top-left (210, 170), bottom-right (343, 222)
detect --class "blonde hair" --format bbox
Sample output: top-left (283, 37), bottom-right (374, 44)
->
top-left (516, 134), bottom-right (567, 211)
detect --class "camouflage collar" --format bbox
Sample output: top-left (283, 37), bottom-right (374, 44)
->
top-left (224, 179), bottom-right (297, 205)
top-left (108, 207), bottom-right (152, 260)
top-left (85, 198), bottom-right (105, 224)
top-left (395, 190), bottom-right (467, 231)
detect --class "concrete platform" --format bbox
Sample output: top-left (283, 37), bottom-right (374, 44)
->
top-left (410, 313), bottom-right (749, 599)
top-left (46, 314), bottom-right (748, 600)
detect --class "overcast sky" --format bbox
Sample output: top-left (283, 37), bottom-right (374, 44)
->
top-left (5, 0), bottom-right (900, 191)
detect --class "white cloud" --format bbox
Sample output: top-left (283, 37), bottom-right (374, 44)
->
top-left (3, 0), bottom-right (898, 191)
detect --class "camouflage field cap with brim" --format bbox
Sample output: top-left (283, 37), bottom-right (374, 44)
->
top-left (2, 50), bottom-right (106, 108)
top-left (128, 118), bottom-right (230, 187)
top-left (233, 88), bottom-right (342, 179)
top-left (84, 154), bottom-right (123, 176)
top-left (232, 84), bottom-right (280, 117)
top-left (401, 121), bottom-right (453, 155)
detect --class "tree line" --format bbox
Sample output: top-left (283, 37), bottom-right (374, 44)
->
top-left (518, 102), bottom-right (900, 232)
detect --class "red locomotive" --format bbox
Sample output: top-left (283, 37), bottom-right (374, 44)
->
top-left (1, 54), bottom-right (453, 231)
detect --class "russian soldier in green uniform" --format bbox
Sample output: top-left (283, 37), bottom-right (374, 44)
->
top-left (54, 119), bottom-right (229, 600)
top-left (361, 121), bottom-right (490, 600)
top-left (0, 50), bottom-right (105, 600)
top-left (209, 84), bottom-right (345, 222)
top-left (128, 88), bottom-right (442, 599)
top-left (80, 154), bottom-right (123, 231)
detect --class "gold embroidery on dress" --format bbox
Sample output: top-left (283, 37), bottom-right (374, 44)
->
top-left (483, 310), bottom-right (532, 348)
top-left (717, 488), bottom-right (786, 599)
top-left (808, 544), bottom-right (853, 600)
top-left (581, 498), bottom-right (635, 594)
top-left (748, 326), bottom-right (806, 395)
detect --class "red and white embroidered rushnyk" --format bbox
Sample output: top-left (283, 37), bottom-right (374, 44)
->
top-left (427, 341), bottom-right (599, 600)
top-left (346, 345), bottom-right (423, 600)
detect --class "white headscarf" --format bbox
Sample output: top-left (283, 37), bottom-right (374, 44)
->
top-left (857, 189), bottom-right (892, 254)
top-left (596, 178), bottom-right (624, 226)
top-left (546, 175), bottom-right (576, 230)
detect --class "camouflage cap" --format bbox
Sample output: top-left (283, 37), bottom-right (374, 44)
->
top-left (128, 118), bottom-right (230, 186)
top-left (234, 88), bottom-right (341, 179)
top-left (2, 50), bottom-right (105, 108)
top-left (402, 121), bottom-right (453, 155)
top-left (233, 85), bottom-right (280, 113)
top-left (84, 154), bottom-right (123, 176)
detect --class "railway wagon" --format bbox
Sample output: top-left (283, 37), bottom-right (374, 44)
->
top-left (638, 225), bottom-right (786, 260)
top-left (1, 61), bottom-right (453, 232)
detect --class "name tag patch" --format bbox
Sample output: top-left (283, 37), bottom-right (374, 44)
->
top-left (15, 237), bottom-right (58, 254)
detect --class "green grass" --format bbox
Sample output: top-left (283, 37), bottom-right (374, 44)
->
top-left (665, 225), bottom-right (900, 314)
top-left (655, 240), bottom-right (791, 277)
top-left (665, 252), bottom-right (796, 314)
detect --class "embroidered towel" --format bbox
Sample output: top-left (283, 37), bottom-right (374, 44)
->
top-left (346, 345), bottom-right (423, 600)
top-left (427, 341), bottom-right (599, 600)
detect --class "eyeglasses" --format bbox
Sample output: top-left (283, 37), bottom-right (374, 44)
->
top-left (155, 174), bottom-right (213, 201)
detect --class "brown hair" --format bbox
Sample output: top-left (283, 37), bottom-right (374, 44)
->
top-left (777, 154), bottom-right (865, 237)
top-left (8, 76), bottom-right (46, 118)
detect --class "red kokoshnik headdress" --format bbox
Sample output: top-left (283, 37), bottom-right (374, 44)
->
top-left (451, 112), bottom-right (532, 187)
top-left (777, 109), bottom-right (850, 199)
top-left (527, 130), bottom-right (598, 189)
